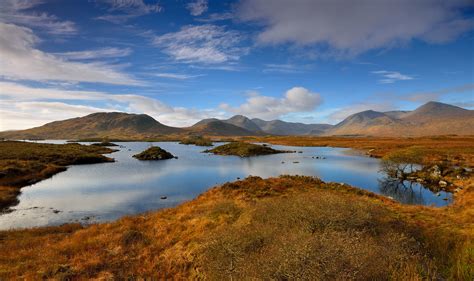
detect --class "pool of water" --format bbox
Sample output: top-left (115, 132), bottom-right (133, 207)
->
top-left (0, 141), bottom-right (452, 230)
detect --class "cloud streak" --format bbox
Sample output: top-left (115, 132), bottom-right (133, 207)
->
top-left (0, 0), bottom-right (77, 35)
top-left (0, 23), bottom-right (141, 85)
top-left (54, 47), bottom-right (132, 60)
top-left (372, 70), bottom-right (414, 84)
top-left (96, 0), bottom-right (162, 23)
top-left (187, 0), bottom-right (208, 16)
top-left (237, 0), bottom-right (474, 56)
top-left (152, 24), bottom-right (247, 64)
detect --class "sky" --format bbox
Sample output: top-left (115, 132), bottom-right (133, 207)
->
top-left (0, 0), bottom-right (473, 131)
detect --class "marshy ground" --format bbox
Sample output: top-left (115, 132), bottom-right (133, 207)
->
top-left (0, 137), bottom-right (472, 279)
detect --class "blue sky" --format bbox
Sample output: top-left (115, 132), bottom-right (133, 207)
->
top-left (0, 0), bottom-right (473, 130)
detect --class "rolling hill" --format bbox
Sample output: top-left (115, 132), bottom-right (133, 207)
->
top-left (1, 101), bottom-right (472, 139)
top-left (0, 112), bottom-right (184, 139)
top-left (187, 119), bottom-right (260, 136)
top-left (251, 118), bottom-right (333, 135)
top-left (326, 102), bottom-right (474, 136)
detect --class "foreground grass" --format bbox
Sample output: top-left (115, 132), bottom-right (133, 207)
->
top-left (0, 141), bottom-right (115, 211)
top-left (0, 175), bottom-right (472, 279)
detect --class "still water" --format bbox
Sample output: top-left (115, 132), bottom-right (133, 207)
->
top-left (0, 141), bottom-right (452, 230)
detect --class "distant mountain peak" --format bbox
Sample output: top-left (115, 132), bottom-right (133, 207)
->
top-left (225, 115), bottom-right (262, 132)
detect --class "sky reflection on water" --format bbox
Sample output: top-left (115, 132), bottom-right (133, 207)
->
top-left (0, 141), bottom-right (452, 230)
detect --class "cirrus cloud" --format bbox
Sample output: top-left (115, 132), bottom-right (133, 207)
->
top-left (152, 24), bottom-right (248, 64)
top-left (0, 0), bottom-right (77, 35)
top-left (187, 0), bottom-right (208, 16)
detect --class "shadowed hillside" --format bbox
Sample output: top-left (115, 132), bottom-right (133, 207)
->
top-left (252, 118), bottom-right (333, 135)
top-left (0, 112), bottom-right (183, 139)
top-left (188, 119), bottom-right (261, 136)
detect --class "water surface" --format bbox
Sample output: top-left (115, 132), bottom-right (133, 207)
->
top-left (0, 141), bottom-right (452, 230)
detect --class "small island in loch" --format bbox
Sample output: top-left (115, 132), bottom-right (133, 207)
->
top-left (205, 142), bottom-right (293, 157)
top-left (179, 136), bottom-right (213, 146)
top-left (133, 146), bottom-right (175, 160)
top-left (91, 141), bottom-right (118, 147)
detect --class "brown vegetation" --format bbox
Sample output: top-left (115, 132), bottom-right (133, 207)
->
top-left (238, 135), bottom-right (474, 167)
top-left (205, 142), bottom-right (293, 157)
top-left (133, 146), bottom-right (175, 160)
top-left (0, 141), bottom-right (115, 211)
top-left (0, 175), bottom-right (472, 279)
top-left (179, 136), bottom-right (213, 146)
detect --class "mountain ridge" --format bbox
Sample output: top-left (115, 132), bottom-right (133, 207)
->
top-left (325, 101), bottom-right (474, 136)
top-left (1, 101), bottom-right (472, 139)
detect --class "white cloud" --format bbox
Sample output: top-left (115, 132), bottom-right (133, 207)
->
top-left (263, 63), bottom-right (305, 74)
top-left (54, 47), bottom-right (132, 60)
top-left (153, 24), bottom-right (247, 64)
top-left (0, 82), bottom-right (324, 130)
top-left (0, 101), bottom-right (110, 131)
top-left (401, 84), bottom-right (474, 102)
top-left (0, 0), bottom-right (77, 35)
top-left (0, 82), bottom-right (223, 130)
top-left (195, 12), bottom-right (234, 23)
top-left (372, 70), bottom-right (414, 84)
top-left (96, 0), bottom-right (162, 23)
top-left (0, 23), bottom-right (141, 85)
top-left (153, 73), bottom-right (204, 80)
top-left (328, 103), bottom-right (396, 123)
top-left (237, 0), bottom-right (474, 56)
top-left (187, 0), bottom-right (208, 16)
top-left (220, 87), bottom-right (322, 120)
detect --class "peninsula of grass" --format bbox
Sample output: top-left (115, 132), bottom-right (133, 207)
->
top-left (179, 136), bottom-right (213, 146)
top-left (0, 175), bottom-right (472, 280)
top-left (133, 146), bottom-right (175, 160)
top-left (205, 142), bottom-right (292, 157)
top-left (0, 141), bottom-right (116, 212)
top-left (91, 141), bottom-right (118, 147)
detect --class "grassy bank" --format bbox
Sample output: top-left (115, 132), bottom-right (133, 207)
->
top-left (0, 141), bottom-right (116, 212)
top-left (0, 175), bottom-right (472, 279)
top-left (179, 136), bottom-right (213, 146)
top-left (239, 135), bottom-right (474, 166)
top-left (205, 142), bottom-right (293, 157)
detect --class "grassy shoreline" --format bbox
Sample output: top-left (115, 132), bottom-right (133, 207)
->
top-left (0, 136), bottom-right (472, 279)
top-left (0, 141), bottom-right (116, 212)
top-left (0, 175), bottom-right (472, 279)
top-left (68, 135), bottom-right (474, 164)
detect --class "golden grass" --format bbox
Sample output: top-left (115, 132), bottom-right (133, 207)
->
top-left (0, 136), bottom-right (472, 279)
top-left (237, 135), bottom-right (474, 167)
top-left (0, 175), bottom-right (472, 280)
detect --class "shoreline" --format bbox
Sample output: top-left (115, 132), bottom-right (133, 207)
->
top-left (0, 175), bottom-right (471, 279)
top-left (0, 141), bottom-right (116, 212)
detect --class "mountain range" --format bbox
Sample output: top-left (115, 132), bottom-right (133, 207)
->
top-left (1, 101), bottom-right (472, 139)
